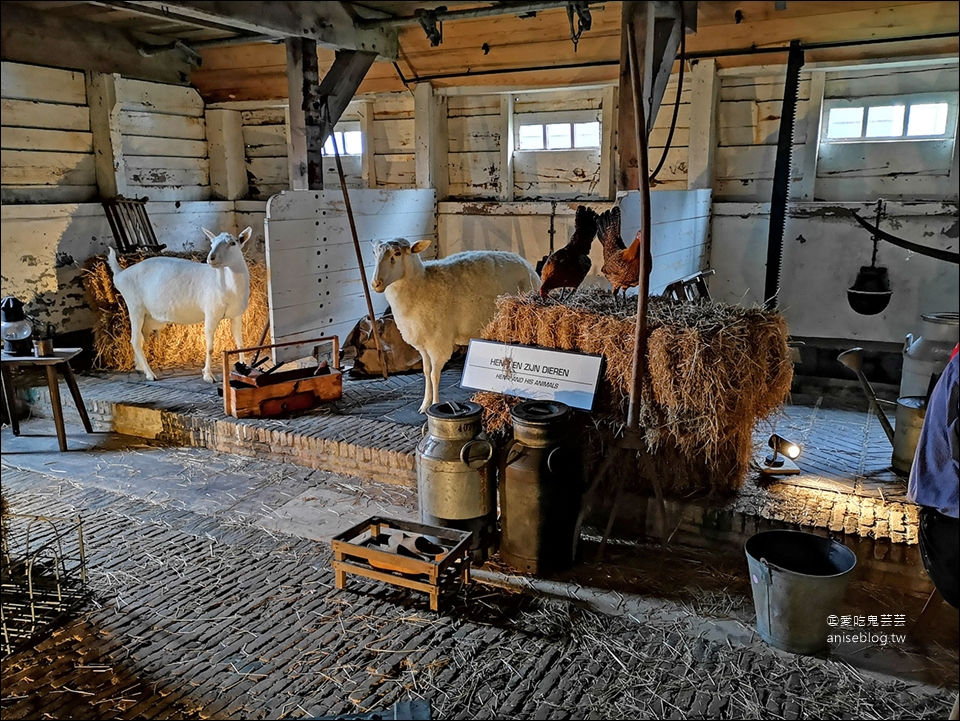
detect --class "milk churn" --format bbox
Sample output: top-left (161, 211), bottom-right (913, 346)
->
top-left (416, 401), bottom-right (496, 561)
top-left (500, 400), bottom-right (584, 575)
top-left (901, 312), bottom-right (959, 398)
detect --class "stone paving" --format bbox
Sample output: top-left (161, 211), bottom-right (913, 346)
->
top-left (2, 422), bottom-right (957, 720)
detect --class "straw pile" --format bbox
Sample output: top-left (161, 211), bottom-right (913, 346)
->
top-left (82, 251), bottom-right (269, 372)
top-left (473, 286), bottom-right (792, 496)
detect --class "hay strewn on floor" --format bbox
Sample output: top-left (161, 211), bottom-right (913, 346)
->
top-left (82, 251), bottom-right (269, 373)
top-left (473, 287), bottom-right (792, 496)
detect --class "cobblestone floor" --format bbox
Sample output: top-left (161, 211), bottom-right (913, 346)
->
top-left (2, 424), bottom-right (957, 720)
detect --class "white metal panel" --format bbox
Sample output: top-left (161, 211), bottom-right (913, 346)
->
top-left (265, 189), bottom-right (437, 362)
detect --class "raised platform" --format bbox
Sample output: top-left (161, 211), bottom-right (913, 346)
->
top-left (20, 363), bottom-right (927, 591)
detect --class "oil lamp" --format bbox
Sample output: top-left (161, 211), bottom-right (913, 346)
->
top-left (1, 296), bottom-right (33, 356)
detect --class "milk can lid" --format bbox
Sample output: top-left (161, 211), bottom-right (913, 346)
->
top-left (510, 400), bottom-right (570, 425)
top-left (921, 312), bottom-right (959, 326)
top-left (426, 400), bottom-right (482, 420)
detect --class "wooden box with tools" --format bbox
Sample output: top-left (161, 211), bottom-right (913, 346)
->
top-left (221, 336), bottom-right (342, 419)
top-left (331, 516), bottom-right (473, 612)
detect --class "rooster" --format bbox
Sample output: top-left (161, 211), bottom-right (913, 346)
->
top-left (538, 205), bottom-right (598, 301)
top-left (596, 205), bottom-right (641, 306)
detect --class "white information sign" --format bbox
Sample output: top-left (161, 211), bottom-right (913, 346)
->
top-left (460, 340), bottom-right (604, 411)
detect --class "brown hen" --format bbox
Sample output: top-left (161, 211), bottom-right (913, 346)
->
top-left (538, 205), bottom-right (598, 300)
top-left (597, 205), bottom-right (641, 304)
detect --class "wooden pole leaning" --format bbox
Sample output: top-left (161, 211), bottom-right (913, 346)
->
top-left (326, 105), bottom-right (389, 380)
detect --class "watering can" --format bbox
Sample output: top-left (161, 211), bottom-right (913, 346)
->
top-left (837, 348), bottom-right (926, 476)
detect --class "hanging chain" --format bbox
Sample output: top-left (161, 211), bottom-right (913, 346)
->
top-left (870, 198), bottom-right (885, 268)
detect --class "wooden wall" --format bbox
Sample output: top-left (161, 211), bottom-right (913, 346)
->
top-left (117, 78), bottom-right (210, 201)
top-left (1, 63), bottom-right (97, 204)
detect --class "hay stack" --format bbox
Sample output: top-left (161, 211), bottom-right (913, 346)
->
top-left (82, 251), bottom-right (269, 372)
top-left (473, 287), bottom-right (792, 496)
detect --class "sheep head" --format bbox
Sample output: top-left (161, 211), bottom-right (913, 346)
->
top-left (204, 227), bottom-right (252, 270)
top-left (371, 238), bottom-right (431, 292)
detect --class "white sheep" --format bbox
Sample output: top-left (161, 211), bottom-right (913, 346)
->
top-left (371, 238), bottom-right (540, 413)
top-left (107, 227), bottom-right (253, 383)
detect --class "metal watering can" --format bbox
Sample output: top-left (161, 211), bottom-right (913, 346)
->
top-left (837, 348), bottom-right (926, 476)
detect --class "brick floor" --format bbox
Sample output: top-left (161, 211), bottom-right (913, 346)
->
top-left (2, 436), bottom-right (957, 720)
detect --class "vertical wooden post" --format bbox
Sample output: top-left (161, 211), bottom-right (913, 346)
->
top-left (415, 82), bottom-right (449, 199)
top-left (206, 108), bottom-right (248, 200)
top-left (286, 37), bottom-right (323, 191)
top-left (360, 98), bottom-right (377, 188)
top-left (85, 71), bottom-right (127, 198)
top-left (686, 59), bottom-right (719, 191)
top-left (499, 94), bottom-right (515, 202)
top-left (793, 70), bottom-right (825, 201)
top-left (599, 85), bottom-right (618, 200)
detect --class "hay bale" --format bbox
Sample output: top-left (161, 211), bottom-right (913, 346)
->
top-left (82, 251), bottom-right (269, 372)
top-left (474, 286), bottom-right (792, 497)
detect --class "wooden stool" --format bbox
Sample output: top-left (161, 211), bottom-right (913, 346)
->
top-left (1, 348), bottom-right (93, 452)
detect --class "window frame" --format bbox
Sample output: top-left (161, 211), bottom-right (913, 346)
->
top-left (321, 122), bottom-right (363, 157)
top-left (820, 91), bottom-right (958, 144)
top-left (514, 109), bottom-right (602, 153)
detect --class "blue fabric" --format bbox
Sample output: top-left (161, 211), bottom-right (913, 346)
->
top-left (908, 353), bottom-right (960, 518)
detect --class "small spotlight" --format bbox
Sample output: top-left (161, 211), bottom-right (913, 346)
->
top-left (761, 434), bottom-right (802, 476)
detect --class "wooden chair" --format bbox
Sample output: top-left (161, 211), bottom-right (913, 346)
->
top-left (664, 268), bottom-right (715, 302)
top-left (102, 196), bottom-right (166, 254)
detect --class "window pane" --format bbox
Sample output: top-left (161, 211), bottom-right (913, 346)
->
top-left (573, 121), bottom-right (601, 148)
top-left (518, 124), bottom-right (544, 150)
top-left (323, 134), bottom-right (335, 155)
top-left (907, 103), bottom-right (949, 136)
top-left (865, 105), bottom-right (905, 137)
top-left (826, 107), bottom-right (864, 139)
top-left (343, 130), bottom-right (363, 155)
top-left (546, 123), bottom-right (572, 149)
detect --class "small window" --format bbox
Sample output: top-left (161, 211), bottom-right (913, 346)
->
top-left (822, 95), bottom-right (956, 142)
top-left (322, 130), bottom-right (363, 156)
top-left (517, 121), bottom-right (601, 151)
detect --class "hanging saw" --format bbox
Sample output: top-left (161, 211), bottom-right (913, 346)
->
top-left (850, 211), bottom-right (960, 264)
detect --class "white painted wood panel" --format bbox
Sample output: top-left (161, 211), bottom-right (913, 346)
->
top-left (372, 95), bottom-right (415, 120)
top-left (265, 189), bottom-right (437, 358)
top-left (1, 62), bottom-right (86, 104)
top-left (1, 127), bottom-right (93, 153)
top-left (116, 77), bottom-right (204, 117)
top-left (448, 115), bottom-right (501, 152)
top-left (374, 153), bottom-right (416, 187)
top-left (1, 150), bottom-right (96, 185)
top-left (122, 135), bottom-right (207, 158)
top-left (374, 117), bottom-right (414, 153)
top-left (1, 99), bottom-right (90, 131)
top-left (119, 111), bottom-right (206, 140)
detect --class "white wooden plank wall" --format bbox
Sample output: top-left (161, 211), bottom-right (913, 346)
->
top-left (372, 93), bottom-right (416, 189)
top-left (815, 64), bottom-right (959, 200)
top-left (116, 77), bottom-right (211, 202)
top-left (1, 62), bottom-right (97, 203)
top-left (713, 73), bottom-right (812, 202)
top-left (264, 189), bottom-right (436, 361)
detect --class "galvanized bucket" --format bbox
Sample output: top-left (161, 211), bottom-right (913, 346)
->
top-left (745, 530), bottom-right (857, 655)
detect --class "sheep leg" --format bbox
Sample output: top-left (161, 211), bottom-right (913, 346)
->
top-left (429, 352), bottom-right (443, 413)
top-left (230, 315), bottom-right (245, 365)
top-left (128, 307), bottom-right (157, 381)
top-left (202, 316), bottom-right (218, 383)
top-left (418, 352), bottom-right (433, 414)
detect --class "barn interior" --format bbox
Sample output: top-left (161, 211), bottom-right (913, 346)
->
top-left (1, 2), bottom-right (959, 719)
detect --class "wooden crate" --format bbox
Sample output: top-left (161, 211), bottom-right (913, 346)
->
top-left (221, 336), bottom-right (342, 418)
top-left (331, 516), bottom-right (473, 612)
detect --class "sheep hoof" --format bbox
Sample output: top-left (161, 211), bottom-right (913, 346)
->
top-left (203, 373), bottom-right (216, 384)
top-left (418, 402), bottom-right (430, 414)
top-left (144, 373), bottom-right (158, 382)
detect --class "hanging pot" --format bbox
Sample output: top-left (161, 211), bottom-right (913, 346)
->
top-left (847, 265), bottom-right (892, 316)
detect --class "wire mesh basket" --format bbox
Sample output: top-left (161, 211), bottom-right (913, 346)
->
top-left (1, 513), bottom-right (87, 657)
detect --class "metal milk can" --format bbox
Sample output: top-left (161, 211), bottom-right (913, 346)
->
top-left (901, 312), bottom-right (959, 398)
top-left (500, 400), bottom-right (584, 575)
top-left (416, 401), bottom-right (495, 561)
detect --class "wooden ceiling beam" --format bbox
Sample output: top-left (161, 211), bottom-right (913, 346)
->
top-left (124, 1), bottom-right (399, 59)
top-left (0, 2), bottom-right (199, 85)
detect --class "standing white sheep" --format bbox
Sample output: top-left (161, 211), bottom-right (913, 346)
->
top-left (107, 227), bottom-right (253, 383)
top-left (371, 238), bottom-right (540, 413)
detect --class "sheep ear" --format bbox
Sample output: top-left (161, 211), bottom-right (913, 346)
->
top-left (238, 227), bottom-right (253, 248)
top-left (202, 228), bottom-right (216, 241)
top-left (411, 239), bottom-right (432, 255)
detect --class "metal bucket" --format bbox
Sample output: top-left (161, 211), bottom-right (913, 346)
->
top-left (745, 530), bottom-right (857, 655)
top-left (416, 401), bottom-right (495, 561)
top-left (500, 400), bottom-right (583, 575)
